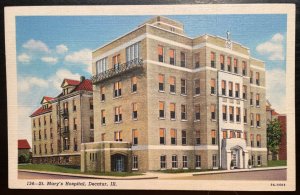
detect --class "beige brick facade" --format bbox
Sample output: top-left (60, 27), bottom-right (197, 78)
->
top-left (82, 16), bottom-right (267, 173)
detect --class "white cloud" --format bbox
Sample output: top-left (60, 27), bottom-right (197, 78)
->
top-left (41, 56), bottom-right (58, 64)
top-left (18, 76), bottom-right (49, 92)
top-left (49, 69), bottom-right (81, 90)
top-left (266, 68), bottom-right (286, 114)
top-left (22, 39), bottom-right (49, 52)
top-left (17, 53), bottom-right (31, 63)
top-left (256, 33), bottom-right (284, 61)
top-left (64, 48), bottom-right (92, 73)
top-left (56, 44), bottom-right (68, 54)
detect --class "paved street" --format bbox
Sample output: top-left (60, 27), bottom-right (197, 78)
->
top-left (19, 169), bottom-right (286, 180)
top-left (166, 169), bottom-right (287, 180)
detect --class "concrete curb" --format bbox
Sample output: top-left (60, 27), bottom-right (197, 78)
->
top-left (18, 169), bottom-right (158, 180)
top-left (192, 166), bottom-right (287, 176)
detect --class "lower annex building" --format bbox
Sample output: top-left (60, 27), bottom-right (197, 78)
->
top-left (81, 16), bottom-right (267, 173)
top-left (30, 76), bottom-right (94, 165)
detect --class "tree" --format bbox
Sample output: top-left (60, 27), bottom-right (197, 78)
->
top-left (267, 118), bottom-right (283, 160)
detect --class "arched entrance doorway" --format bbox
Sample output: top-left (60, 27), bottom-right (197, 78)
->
top-left (111, 154), bottom-right (127, 172)
top-left (230, 146), bottom-right (243, 169)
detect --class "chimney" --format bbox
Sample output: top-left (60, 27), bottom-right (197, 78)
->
top-left (80, 76), bottom-right (85, 82)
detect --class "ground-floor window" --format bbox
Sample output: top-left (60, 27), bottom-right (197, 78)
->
top-left (172, 155), bottom-right (178, 169)
top-left (160, 155), bottom-right (166, 169)
top-left (251, 155), bottom-right (255, 166)
top-left (182, 155), bottom-right (188, 168)
top-left (257, 155), bottom-right (261, 166)
top-left (195, 155), bottom-right (201, 168)
top-left (132, 155), bottom-right (138, 170)
top-left (212, 154), bottom-right (217, 167)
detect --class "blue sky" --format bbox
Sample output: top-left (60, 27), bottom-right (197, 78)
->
top-left (16, 14), bottom-right (287, 142)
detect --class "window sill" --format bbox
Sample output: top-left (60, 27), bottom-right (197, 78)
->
top-left (170, 119), bottom-right (176, 121)
top-left (101, 124), bottom-right (106, 126)
top-left (181, 119), bottom-right (188, 122)
top-left (113, 96), bottom-right (122, 100)
top-left (256, 126), bottom-right (261, 129)
top-left (160, 168), bottom-right (166, 171)
top-left (180, 94), bottom-right (187, 96)
top-left (131, 91), bottom-right (137, 94)
top-left (195, 167), bottom-right (201, 170)
top-left (256, 106), bottom-right (260, 108)
top-left (183, 168), bottom-right (188, 170)
top-left (171, 168), bottom-right (178, 170)
top-left (244, 123), bottom-right (247, 125)
top-left (212, 167), bottom-right (219, 170)
top-left (193, 94), bottom-right (201, 97)
top-left (236, 122), bottom-right (241, 124)
top-left (158, 90), bottom-right (165, 93)
top-left (132, 168), bottom-right (139, 171)
top-left (159, 117), bottom-right (166, 120)
top-left (211, 119), bottom-right (217, 122)
top-left (132, 118), bottom-right (138, 121)
top-left (100, 100), bottom-right (105, 103)
top-left (114, 121), bottom-right (123, 124)
top-left (169, 92), bottom-right (176, 95)
top-left (210, 93), bottom-right (216, 96)
top-left (194, 120), bottom-right (200, 122)
top-left (251, 125), bottom-right (254, 128)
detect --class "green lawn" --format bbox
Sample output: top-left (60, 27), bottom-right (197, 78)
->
top-left (267, 160), bottom-right (287, 167)
top-left (18, 164), bottom-right (143, 177)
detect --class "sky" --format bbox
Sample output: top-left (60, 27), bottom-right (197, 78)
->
top-left (16, 14), bottom-right (287, 143)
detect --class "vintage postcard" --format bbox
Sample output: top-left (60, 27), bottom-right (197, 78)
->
top-left (5, 4), bottom-right (295, 191)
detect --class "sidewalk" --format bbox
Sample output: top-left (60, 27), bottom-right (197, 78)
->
top-left (19, 166), bottom-right (286, 180)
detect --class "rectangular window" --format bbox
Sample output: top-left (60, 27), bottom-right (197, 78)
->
top-left (230, 131), bottom-right (234, 138)
top-left (169, 49), bottom-right (175, 65)
top-left (38, 118), bottom-right (41, 126)
top-left (210, 79), bottom-right (216, 94)
top-left (101, 110), bottom-right (106, 125)
top-left (132, 156), bottom-right (138, 169)
top-left (237, 132), bottom-right (241, 138)
top-left (221, 80), bottom-right (226, 95)
top-left (44, 116), bottom-right (46, 125)
top-left (195, 155), bottom-right (201, 168)
top-left (181, 104), bottom-right (187, 120)
top-left (210, 52), bottom-right (215, 68)
top-left (243, 85), bottom-right (247, 99)
top-left (170, 129), bottom-right (177, 145)
top-left (256, 72), bottom-right (260, 85)
top-left (236, 107), bottom-right (240, 122)
top-left (96, 57), bottom-right (108, 74)
top-left (39, 144), bottom-right (42, 154)
top-left (244, 132), bottom-right (247, 142)
top-left (229, 82), bottom-right (233, 97)
top-left (223, 131), bottom-right (227, 139)
top-left (235, 83), bottom-right (240, 98)
top-left (33, 119), bottom-right (36, 128)
top-left (170, 103), bottom-right (176, 119)
top-left (182, 130), bottom-right (187, 145)
top-left (158, 45), bottom-right (164, 62)
top-left (220, 55), bottom-right (225, 70)
top-left (256, 93), bottom-right (260, 106)
top-left (159, 128), bottom-right (166, 144)
top-left (211, 130), bottom-right (216, 145)
top-left (89, 98), bottom-right (93, 110)
top-left (195, 53), bottom-right (200, 68)
top-left (74, 138), bottom-right (78, 151)
top-left (227, 57), bottom-right (232, 72)
top-left (194, 79), bottom-right (200, 95)
top-left (132, 103), bottom-right (138, 119)
top-left (114, 81), bottom-right (122, 97)
top-left (100, 86), bottom-right (105, 101)
top-left (73, 118), bottom-right (77, 130)
top-left (222, 105), bottom-right (227, 121)
top-left (180, 52), bottom-right (186, 67)
top-left (169, 76), bottom-right (176, 93)
top-left (113, 54), bottom-right (121, 70)
top-left (195, 104), bottom-right (200, 121)
top-left (172, 155), bottom-right (178, 168)
top-left (38, 130), bottom-right (41, 140)
top-left (250, 92), bottom-right (253, 105)
top-left (132, 129), bottom-right (138, 145)
top-left (159, 74), bottom-right (165, 91)
top-left (256, 114), bottom-right (261, 127)
top-left (257, 155), bottom-right (262, 166)
top-left (114, 107), bottom-right (122, 122)
top-left (229, 106), bottom-right (234, 122)
top-left (251, 155), bottom-right (255, 166)
top-left (131, 76), bottom-right (137, 92)
top-left (90, 117), bottom-right (94, 129)
top-left (242, 61), bottom-right (247, 75)
top-left (182, 156), bottom-right (188, 168)
top-left (44, 129), bottom-right (47, 139)
top-left (181, 79), bottom-right (186, 95)
top-left (211, 104), bottom-right (216, 120)
top-left (234, 58), bottom-right (238, 73)
top-left (159, 101), bottom-right (165, 118)
top-left (244, 109), bottom-right (247, 123)
top-left (101, 133), bottom-right (105, 141)
top-left (195, 130), bottom-right (201, 145)
top-left (126, 42), bottom-right (139, 62)
top-left (44, 144), bottom-right (47, 154)
top-left (250, 134), bottom-right (254, 147)
top-left (256, 134), bottom-right (261, 147)
top-left (212, 154), bottom-right (217, 167)
top-left (73, 99), bottom-right (76, 111)
top-left (160, 155), bottom-right (166, 169)
top-left (33, 131), bottom-right (36, 141)
top-left (51, 143), bottom-right (53, 153)
top-left (250, 71), bottom-right (253, 83)
top-left (250, 113), bottom-right (254, 126)
top-left (114, 131), bottom-right (122, 142)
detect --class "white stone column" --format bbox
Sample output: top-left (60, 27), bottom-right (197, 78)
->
top-left (226, 150), bottom-right (231, 170)
top-left (244, 151), bottom-right (249, 169)
top-left (80, 143), bottom-right (85, 172)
